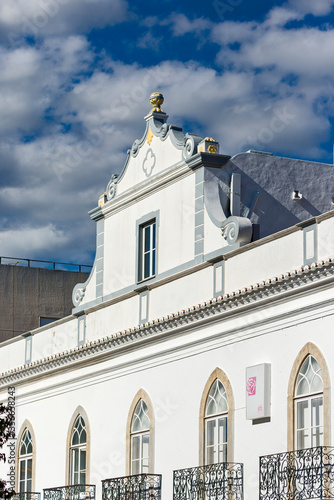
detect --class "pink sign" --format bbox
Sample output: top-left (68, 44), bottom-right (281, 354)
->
top-left (247, 376), bottom-right (257, 396)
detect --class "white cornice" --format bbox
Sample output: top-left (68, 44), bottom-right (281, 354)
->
top-left (90, 160), bottom-right (191, 219)
top-left (1, 257), bottom-right (334, 387)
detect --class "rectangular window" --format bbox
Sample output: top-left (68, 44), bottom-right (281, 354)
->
top-left (131, 432), bottom-right (150, 474)
top-left (71, 447), bottom-right (86, 485)
top-left (138, 220), bottom-right (156, 282)
top-left (295, 396), bottom-right (323, 449)
top-left (40, 317), bottom-right (59, 327)
top-left (205, 416), bottom-right (227, 465)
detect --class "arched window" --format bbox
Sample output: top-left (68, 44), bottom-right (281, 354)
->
top-left (18, 429), bottom-right (33, 492)
top-left (130, 399), bottom-right (150, 474)
top-left (204, 379), bottom-right (228, 465)
top-left (294, 355), bottom-right (323, 449)
top-left (70, 416), bottom-right (87, 485)
top-left (199, 368), bottom-right (234, 465)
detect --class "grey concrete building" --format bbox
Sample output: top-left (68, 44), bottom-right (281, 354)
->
top-left (0, 263), bottom-right (89, 342)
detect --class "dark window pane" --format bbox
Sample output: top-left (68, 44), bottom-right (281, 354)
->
top-left (40, 317), bottom-right (59, 327)
top-left (144, 253), bottom-right (150, 278)
top-left (81, 429), bottom-right (86, 444)
top-left (144, 226), bottom-right (151, 252)
top-left (27, 459), bottom-right (32, 479)
top-left (20, 461), bottom-right (25, 481)
top-left (72, 430), bottom-right (79, 446)
top-left (80, 450), bottom-right (86, 470)
top-left (152, 223), bottom-right (156, 249)
top-left (152, 249), bottom-right (156, 275)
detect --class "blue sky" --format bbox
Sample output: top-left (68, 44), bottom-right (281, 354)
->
top-left (1, 0), bottom-right (334, 265)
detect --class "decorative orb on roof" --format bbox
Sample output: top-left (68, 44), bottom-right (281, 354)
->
top-left (149, 92), bottom-right (164, 112)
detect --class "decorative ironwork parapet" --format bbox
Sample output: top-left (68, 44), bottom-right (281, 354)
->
top-left (173, 462), bottom-right (244, 500)
top-left (259, 446), bottom-right (334, 500)
top-left (13, 494), bottom-right (41, 500)
top-left (102, 474), bottom-right (162, 500)
top-left (43, 485), bottom-right (95, 500)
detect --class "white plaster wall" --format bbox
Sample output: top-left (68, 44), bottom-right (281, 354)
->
top-left (103, 207), bottom-right (137, 293)
top-left (116, 136), bottom-right (183, 196)
top-left (0, 318), bottom-right (78, 373)
top-left (103, 173), bottom-right (195, 295)
top-left (86, 295), bottom-right (138, 340)
top-left (225, 230), bottom-right (303, 292)
top-left (0, 337), bottom-right (25, 373)
top-left (80, 264), bottom-right (97, 306)
top-left (30, 318), bottom-right (78, 361)
top-left (157, 174), bottom-right (195, 274)
top-left (203, 209), bottom-right (228, 256)
top-left (148, 267), bottom-right (212, 320)
top-left (318, 216), bottom-right (334, 260)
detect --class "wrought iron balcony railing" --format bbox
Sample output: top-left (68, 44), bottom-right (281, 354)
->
top-left (102, 473), bottom-right (162, 500)
top-left (259, 446), bottom-right (334, 500)
top-left (173, 462), bottom-right (244, 500)
top-left (13, 494), bottom-right (41, 500)
top-left (43, 485), bottom-right (95, 500)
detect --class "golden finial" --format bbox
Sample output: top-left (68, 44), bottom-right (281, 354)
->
top-left (149, 92), bottom-right (164, 112)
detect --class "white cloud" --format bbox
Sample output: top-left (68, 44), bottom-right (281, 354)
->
top-left (137, 32), bottom-right (162, 50)
top-left (0, 36), bottom-right (93, 136)
top-left (0, 0), bottom-right (129, 42)
top-left (0, 225), bottom-right (68, 257)
top-left (264, 7), bottom-right (303, 27)
top-left (264, 0), bottom-right (334, 25)
top-left (164, 13), bottom-right (212, 36)
top-left (288, 0), bottom-right (334, 16)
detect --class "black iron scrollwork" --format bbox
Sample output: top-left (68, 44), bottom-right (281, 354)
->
top-left (173, 462), bottom-right (244, 500)
top-left (43, 484), bottom-right (95, 500)
top-left (13, 494), bottom-right (41, 500)
top-left (102, 474), bottom-right (162, 500)
top-left (259, 446), bottom-right (334, 500)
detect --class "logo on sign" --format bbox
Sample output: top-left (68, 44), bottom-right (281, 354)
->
top-left (247, 376), bottom-right (256, 396)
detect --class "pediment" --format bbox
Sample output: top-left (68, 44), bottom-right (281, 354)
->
top-left (105, 96), bottom-right (203, 200)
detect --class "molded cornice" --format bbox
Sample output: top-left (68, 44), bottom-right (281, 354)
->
top-left (1, 257), bottom-right (334, 387)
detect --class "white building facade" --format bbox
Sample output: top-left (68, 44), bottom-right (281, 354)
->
top-left (1, 92), bottom-right (334, 500)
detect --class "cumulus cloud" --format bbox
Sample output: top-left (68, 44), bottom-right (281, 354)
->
top-left (214, 25), bottom-right (334, 78)
top-left (163, 13), bottom-right (212, 36)
top-left (0, 225), bottom-right (68, 257)
top-left (0, 0), bottom-right (129, 43)
top-left (288, 0), bottom-right (334, 16)
top-left (0, 36), bottom-right (93, 138)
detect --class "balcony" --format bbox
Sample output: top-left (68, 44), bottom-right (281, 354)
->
top-left (173, 463), bottom-right (244, 500)
top-left (13, 494), bottom-right (41, 500)
top-left (259, 446), bottom-right (334, 500)
top-left (102, 474), bottom-right (162, 500)
top-left (43, 485), bottom-right (95, 500)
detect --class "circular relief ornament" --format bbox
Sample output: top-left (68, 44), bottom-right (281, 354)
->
top-left (106, 174), bottom-right (118, 201)
top-left (142, 149), bottom-right (156, 177)
top-left (131, 139), bottom-right (140, 157)
top-left (160, 123), bottom-right (170, 140)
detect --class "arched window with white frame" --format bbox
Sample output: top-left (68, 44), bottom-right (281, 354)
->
top-left (70, 416), bottom-right (87, 485)
top-left (18, 429), bottom-right (33, 493)
top-left (294, 355), bottom-right (323, 450)
top-left (130, 399), bottom-right (150, 474)
top-left (205, 379), bottom-right (228, 465)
